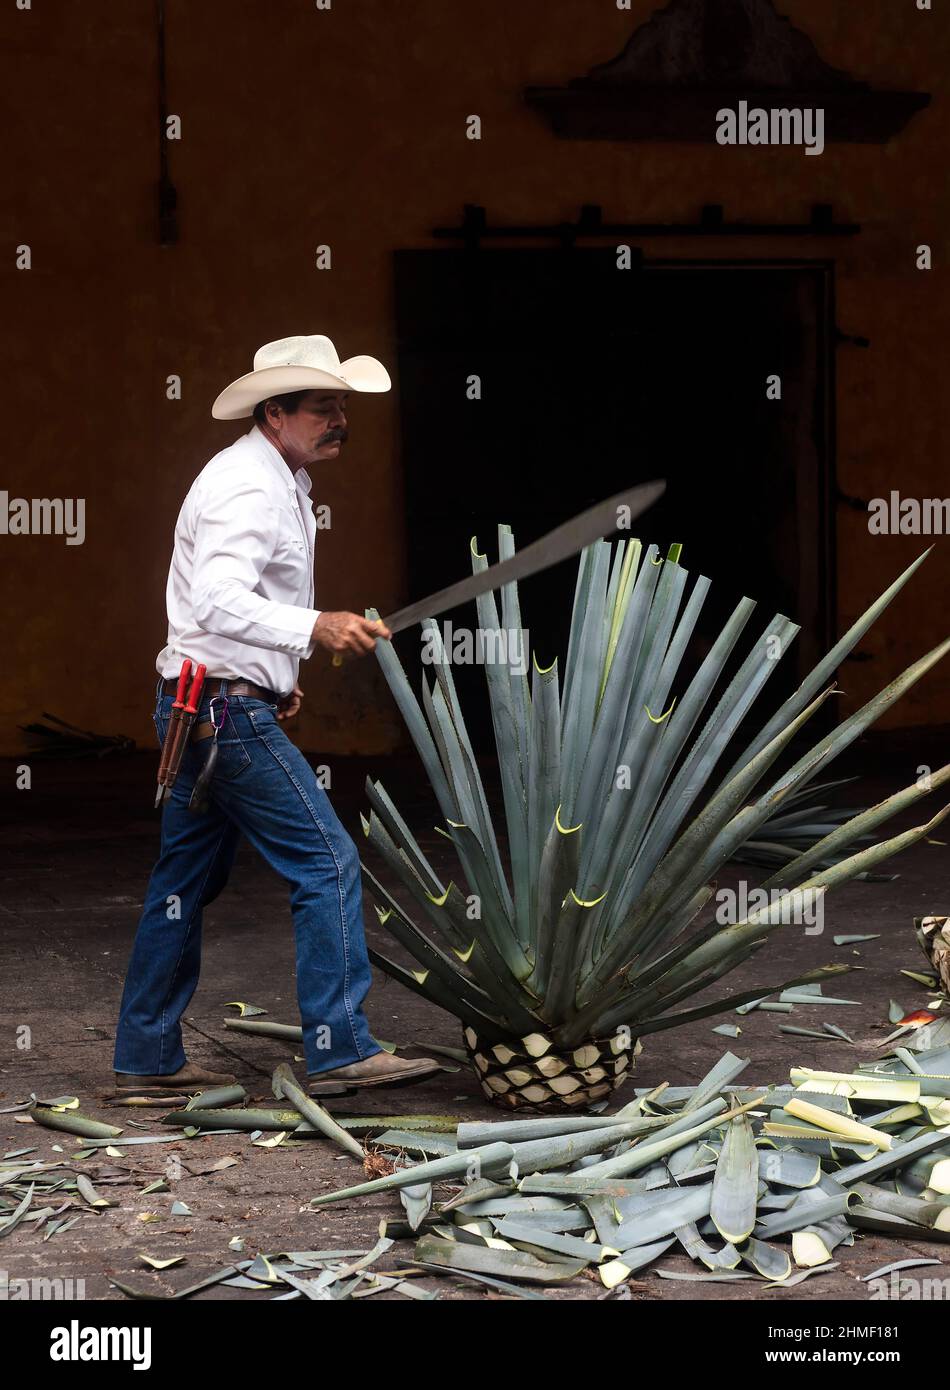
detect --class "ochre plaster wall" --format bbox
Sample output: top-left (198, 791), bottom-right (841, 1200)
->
top-left (1, 1), bottom-right (946, 757)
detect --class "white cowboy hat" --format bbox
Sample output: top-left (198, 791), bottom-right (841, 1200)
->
top-left (211, 334), bottom-right (391, 419)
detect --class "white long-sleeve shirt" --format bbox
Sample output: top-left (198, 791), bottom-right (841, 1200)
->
top-left (157, 426), bottom-right (321, 696)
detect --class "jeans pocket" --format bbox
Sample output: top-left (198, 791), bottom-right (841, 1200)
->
top-left (243, 699), bottom-right (280, 735)
top-left (191, 712), bottom-right (253, 782)
top-left (242, 697), bottom-right (280, 716)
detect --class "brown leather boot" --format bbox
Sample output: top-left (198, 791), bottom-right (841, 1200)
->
top-left (308, 1051), bottom-right (441, 1094)
top-left (113, 1061), bottom-right (237, 1092)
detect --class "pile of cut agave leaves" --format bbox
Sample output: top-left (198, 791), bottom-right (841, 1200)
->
top-left (159, 1030), bottom-right (950, 1297)
top-left (10, 1028), bottom-right (950, 1300)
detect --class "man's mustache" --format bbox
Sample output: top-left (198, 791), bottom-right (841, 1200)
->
top-left (318, 426), bottom-right (348, 446)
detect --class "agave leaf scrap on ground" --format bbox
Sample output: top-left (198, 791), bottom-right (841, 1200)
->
top-left (27, 1106), bottom-right (123, 1141)
top-left (270, 1063), bottom-right (364, 1161)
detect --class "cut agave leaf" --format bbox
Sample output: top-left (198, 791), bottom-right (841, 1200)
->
top-left (739, 1237), bottom-right (791, 1282)
top-left (599, 1237), bottom-right (676, 1286)
top-left (412, 1233), bottom-right (585, 1284)
top-left (783, 1099), bottom-right (891, 1152)
top-left (861, 1257), bottom-right (943, 1282)
top-left (406, 1259), bottom-right (549, 1299)
top-left (309, 1142), bottom-right (516, 1207)
top-left (765, 1262), bottom-right (839, 1290)
top-left (271, 1065), bottom-right (364, 1161)
top-left (495, 1219), bottom-right (617, 1265)
top-left (710, 1114), bottom-right (758, 1243)
top-left (28, 1107), bottom-right (122, 1140)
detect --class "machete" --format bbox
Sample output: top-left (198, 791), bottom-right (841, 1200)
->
top-left (379, 478), bottom-right (666, 636)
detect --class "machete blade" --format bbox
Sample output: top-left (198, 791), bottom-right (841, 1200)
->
top-left (381, 478), bottom-right (666, 636)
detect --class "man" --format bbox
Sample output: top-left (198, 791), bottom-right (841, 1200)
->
top-left (113, 335), bottom-right (440, 1095)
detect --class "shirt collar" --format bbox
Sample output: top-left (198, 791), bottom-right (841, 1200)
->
top-left (249, 424), bottom-right (313, 495)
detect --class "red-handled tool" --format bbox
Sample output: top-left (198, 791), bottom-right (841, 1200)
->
top-left (154, 659), bottom-right (192, 807)
top-left (162, 663), bottom-right (207, 797)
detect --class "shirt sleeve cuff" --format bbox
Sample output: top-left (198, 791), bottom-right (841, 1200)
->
top-left (287, 607), bottom-right (320, 661)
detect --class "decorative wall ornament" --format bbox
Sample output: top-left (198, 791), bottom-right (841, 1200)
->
top-left (524, 0), bottom-right (929, 143)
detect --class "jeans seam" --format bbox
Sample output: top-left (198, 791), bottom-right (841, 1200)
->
top-left (253, 727), bottom-right (365, 1062)
top-left (157, 822), bottom-right (235, 1073)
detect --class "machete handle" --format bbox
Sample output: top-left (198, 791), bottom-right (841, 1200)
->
top-left (184, 663), bottom-right (207, 714)
top-left (331, 620), bottom-right (382, 668)
top-left (164, 663), bottom-right (205, 793)
top-left (174, 659), bottom-right (192, 707)
top-left (156, 657), bottom-right (193, 792)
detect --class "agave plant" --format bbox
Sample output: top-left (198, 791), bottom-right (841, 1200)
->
top-left (730, 777), bottom-right (890, 878)
top-left (361, 534), bottom-right (949, 1109)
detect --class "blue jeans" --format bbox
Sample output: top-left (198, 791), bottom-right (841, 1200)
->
top-left (113, 678), bottom-right (381, 1077)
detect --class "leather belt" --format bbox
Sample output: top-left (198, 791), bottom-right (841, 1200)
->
top-left (162, 676), bottom-right (281, 705)
top-left (162, 676), bottom-right (281, 743)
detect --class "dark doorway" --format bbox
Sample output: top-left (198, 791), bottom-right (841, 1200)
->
top-left (393, 250), bottom-right (835, 750)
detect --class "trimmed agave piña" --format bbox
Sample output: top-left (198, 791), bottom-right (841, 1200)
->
top-left (362, 534), bottom-right (949, 1109)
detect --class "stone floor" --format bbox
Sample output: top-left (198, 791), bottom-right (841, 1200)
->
top-left (1, 725), bottom-right (948, 1302)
